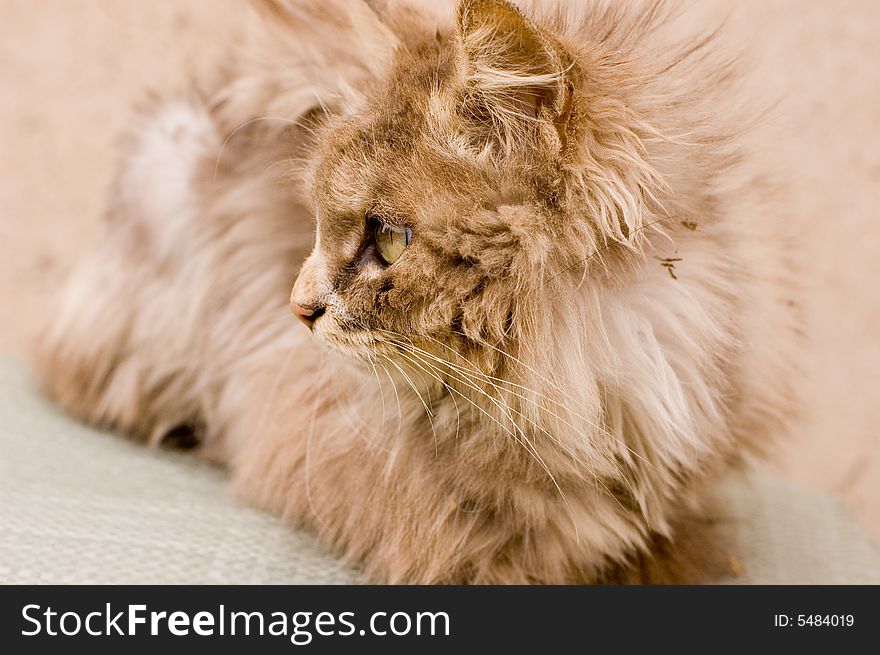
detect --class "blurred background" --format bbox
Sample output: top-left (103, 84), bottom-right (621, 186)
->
top-left (1, 1), bottom-right (878, 539)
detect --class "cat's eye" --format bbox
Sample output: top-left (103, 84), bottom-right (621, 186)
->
top-left (374, 222), bottom-right (411, 265)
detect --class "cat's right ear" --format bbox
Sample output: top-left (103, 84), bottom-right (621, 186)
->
top-left (453, 0), bottom-right (574, 157)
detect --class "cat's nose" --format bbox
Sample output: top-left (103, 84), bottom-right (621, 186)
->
top-left (291, 301), bottom-right (325, 330)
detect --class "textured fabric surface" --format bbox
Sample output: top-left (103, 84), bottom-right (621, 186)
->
top-left (1, 357), bottom-right (878, 584)
top-left (0, 358), bottom-right (356, 584)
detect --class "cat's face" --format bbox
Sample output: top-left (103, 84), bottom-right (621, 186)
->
top-left (289, 0), bottom-right (655, 374)
top-left (292, 133), bottom-right (520, 368)
top-left (291, 90), bottom-right (544, 363)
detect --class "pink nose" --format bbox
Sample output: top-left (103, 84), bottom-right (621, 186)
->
top-left (291, 301), bottom-right (325, 329)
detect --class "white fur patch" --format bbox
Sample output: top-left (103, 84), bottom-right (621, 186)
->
top-left (119, 100), bottom-right (219, 254)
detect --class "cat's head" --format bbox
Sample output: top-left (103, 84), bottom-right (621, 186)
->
top-left (281, 0), bottom-right (720, 382)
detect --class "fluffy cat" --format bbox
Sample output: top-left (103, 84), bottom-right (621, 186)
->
top-left (34, 0), bottom-right (799, 583)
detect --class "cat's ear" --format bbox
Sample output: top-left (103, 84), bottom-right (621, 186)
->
top-left (455, 0), bottom-right (573, 154)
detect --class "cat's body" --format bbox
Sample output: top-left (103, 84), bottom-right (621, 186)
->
top-left (34, 0), bottom-right (799, 583)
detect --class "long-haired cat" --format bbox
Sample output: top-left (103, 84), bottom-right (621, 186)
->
top-left (34, 0), bottom-right (799, 583)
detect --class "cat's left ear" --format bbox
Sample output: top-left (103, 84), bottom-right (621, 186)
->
top-left (455, 0), bottom-right (574, 154)
top-left (248, 0), bottom-right (404, 113)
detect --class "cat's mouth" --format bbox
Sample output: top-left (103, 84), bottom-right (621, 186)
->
top-left (288, 291), bottom-right (442, 379)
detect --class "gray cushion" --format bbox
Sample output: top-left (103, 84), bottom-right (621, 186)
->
top-left (1, 357), bottom-right (877, 584)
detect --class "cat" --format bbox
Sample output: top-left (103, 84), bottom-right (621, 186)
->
top-left (33, 0), bottom-right (800, 583)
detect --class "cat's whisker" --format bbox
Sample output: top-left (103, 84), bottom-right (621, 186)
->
top-left (366, 352), bottom-right (388, 439)
top-left (447, 330), bottom-right (569, 399)
top-left (386, 330), bottom-right (577, 435)
top-left (390, 345), bottom-right (463, 446)
top-left (374, 359), bottom-right (405, 481)
top-left (381, 331), bottom-right (642, 508)
top-left (387, 348), bottom-right (463, 446)
top-left (393, 346), bottom-right (583, 542)
top-left (381, 354), bottom-right (440, 459)
top-left (392, 341), bottom-right (626, 504)
top-left (412, 346), bottom-right (639, 480)
top-left (384, 328), bottom-right (655, 474)
top-left (403, 347), bottom-right (605, 469)
top-left (393, 344), bottom-right (527, 449)
top-left (398, 344), bottom-right (591, 468)
top-left (396, 343), bottom-right (584, 540)
top-left (394, 350), bottom-right (444, 459)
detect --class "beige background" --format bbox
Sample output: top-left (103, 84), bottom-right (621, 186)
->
top-left (1, 1), bottom-right (878, 538)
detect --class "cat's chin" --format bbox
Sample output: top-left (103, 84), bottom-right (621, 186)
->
top-left (326, 346), bottom-right (379, 374)
top-left (310, 329), bottom-right (388, 374)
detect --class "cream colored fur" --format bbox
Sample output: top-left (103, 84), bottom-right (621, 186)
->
top-left (34, 0), bottom-right (799, 583)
